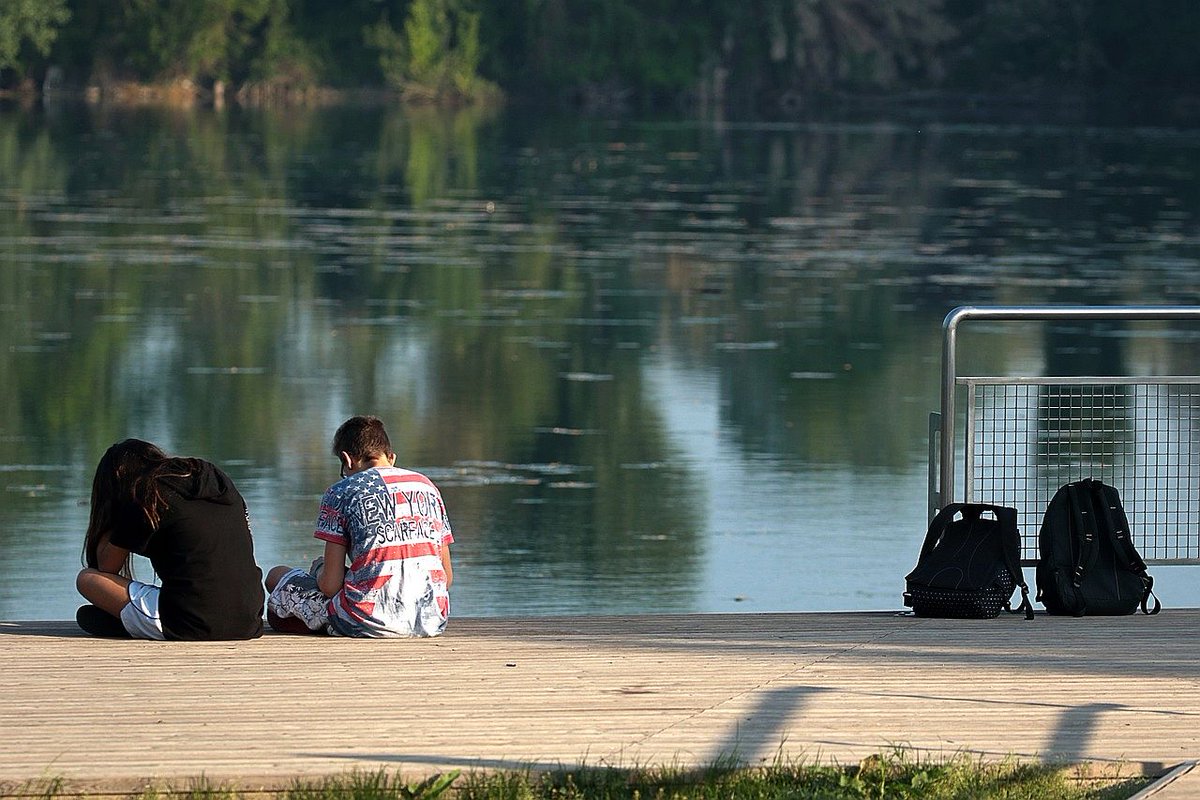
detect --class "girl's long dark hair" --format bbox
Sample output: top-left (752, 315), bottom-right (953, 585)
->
top-left (82, 439), bottom-right (202, 576)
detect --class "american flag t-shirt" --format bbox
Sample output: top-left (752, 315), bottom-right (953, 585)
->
top-left (314, 466), bottom-right (453, 637)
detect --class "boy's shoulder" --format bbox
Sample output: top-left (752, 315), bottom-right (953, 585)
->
top-left (325, 466), bottom-right (441, 499)
top-left (374, 465), bottom-right (442, 492)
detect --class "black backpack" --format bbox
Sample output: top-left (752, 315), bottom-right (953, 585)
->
top-left (904, 503), bottom-right (1033, 619)
top-left (1036, 478), bottom-right (1161, 616)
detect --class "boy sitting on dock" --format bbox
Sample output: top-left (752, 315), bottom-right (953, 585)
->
top-left (265, 415), bottom-right (453, 637)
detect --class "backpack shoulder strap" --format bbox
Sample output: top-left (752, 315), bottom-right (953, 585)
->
top-left (1092, 482), bottom-right (1145, 572)
top-left (1091, 482), bottom-right (1162, 615)
top-left (1067, 481), bottom-right (1101, 588)
top-left (1140, 575), bottom-right (1162, 615)
top-left (994, 505), bottom-right (1034, 620)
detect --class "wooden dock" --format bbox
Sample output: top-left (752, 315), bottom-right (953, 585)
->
top-left (1, 611), bottom-right (1198, 795)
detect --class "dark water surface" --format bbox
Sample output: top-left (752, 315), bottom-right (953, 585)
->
top-left (2, 103), bottom-right (1199, 620)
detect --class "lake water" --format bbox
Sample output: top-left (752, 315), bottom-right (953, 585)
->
top-left (2, 102), bottom-right (1199, 620)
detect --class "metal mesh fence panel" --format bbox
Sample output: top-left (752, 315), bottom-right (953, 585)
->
top-left (963, 378), bottom-right (1200, 564)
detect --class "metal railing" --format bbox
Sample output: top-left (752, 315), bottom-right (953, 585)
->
top-left (931, 305), bottom-right (1200, 565)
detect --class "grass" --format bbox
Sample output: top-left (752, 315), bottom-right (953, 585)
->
top-left (2, 752), bottom-right (1151, 799)
top-left (453, 752), bottom-right (1148, 800)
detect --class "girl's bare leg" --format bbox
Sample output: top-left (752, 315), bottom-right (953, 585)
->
top-left (76, 568), bottom-right (132, 617)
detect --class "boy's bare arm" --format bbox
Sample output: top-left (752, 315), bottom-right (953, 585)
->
top-left (440, 543), bottom-right (453, 587)
top-left (317, 540), bottom-right (348, 597)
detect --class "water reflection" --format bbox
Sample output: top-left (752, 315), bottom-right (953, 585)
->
top-left (2, 103), bottom-right (1199, 619)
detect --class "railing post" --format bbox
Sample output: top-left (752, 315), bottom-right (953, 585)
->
top-left (927, 412), bottom-right (941, 521)
top-left (938, 307), bottom-right (969, 512)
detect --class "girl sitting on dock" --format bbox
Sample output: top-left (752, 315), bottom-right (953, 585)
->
top-left (75, 439), bottom-right (265, 640)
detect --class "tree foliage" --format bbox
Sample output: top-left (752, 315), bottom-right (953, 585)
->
top-left (0, 0), bottom-right (70, 73)
top-left (4, 0), bottom-right (1198, 112)
top-left (365, 0), bottom-right (495, 103)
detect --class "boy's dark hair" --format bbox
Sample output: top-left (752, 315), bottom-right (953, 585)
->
top-left (332, 415), bottom-right (394, 461)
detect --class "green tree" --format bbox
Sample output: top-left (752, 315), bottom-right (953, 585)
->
top-left (288, 0), bottom-right (396, 86)
top-left (365, 0), bottom-right (499, 104)
top-left (11, 0), bottom-right (1197, 113)
top-left (50, 0), bottom-right (312, 89)
top-left (495, 0), bottom-right (953, 113)
top-left (0, 0), bottom-right (70, 74)
top-left (710, 0), bottom-right (952, 110)
top-left (121, 0), bottom-right (308, 85)
top-left (510, 0), bottom-right (716, 102)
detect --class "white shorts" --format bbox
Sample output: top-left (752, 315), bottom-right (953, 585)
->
top-left (267, 567), bottom-right (333, 632)
top-left (120, 580), bottom-right (166, 641)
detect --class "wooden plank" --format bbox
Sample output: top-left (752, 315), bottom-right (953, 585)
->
top-left (0, 612), bottom-right (1196, 793)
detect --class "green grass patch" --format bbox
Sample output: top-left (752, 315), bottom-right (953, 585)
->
top-left (455, 752), bottom-right (1147, 800)
top-left (3, 753), bottom-right (1151, 799)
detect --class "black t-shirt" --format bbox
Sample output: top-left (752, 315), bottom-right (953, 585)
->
top-left (109, 461), bottom-right (264, 640)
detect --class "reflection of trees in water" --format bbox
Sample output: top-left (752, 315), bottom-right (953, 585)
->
top-left (915, 130), bottom-right (1200, 302)
top-left (661, 253), bottom-right (940, 469)
top-left (641, 125), bottom-right (954, 469)
top-left (0, 107), bottom-right (342, 461)
top-left (0, 105), bottom-right (702, 598)
top-left (6, 104), bottom-right (1200, 598)
top-left (329, 240), bottom-right (701, 584)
